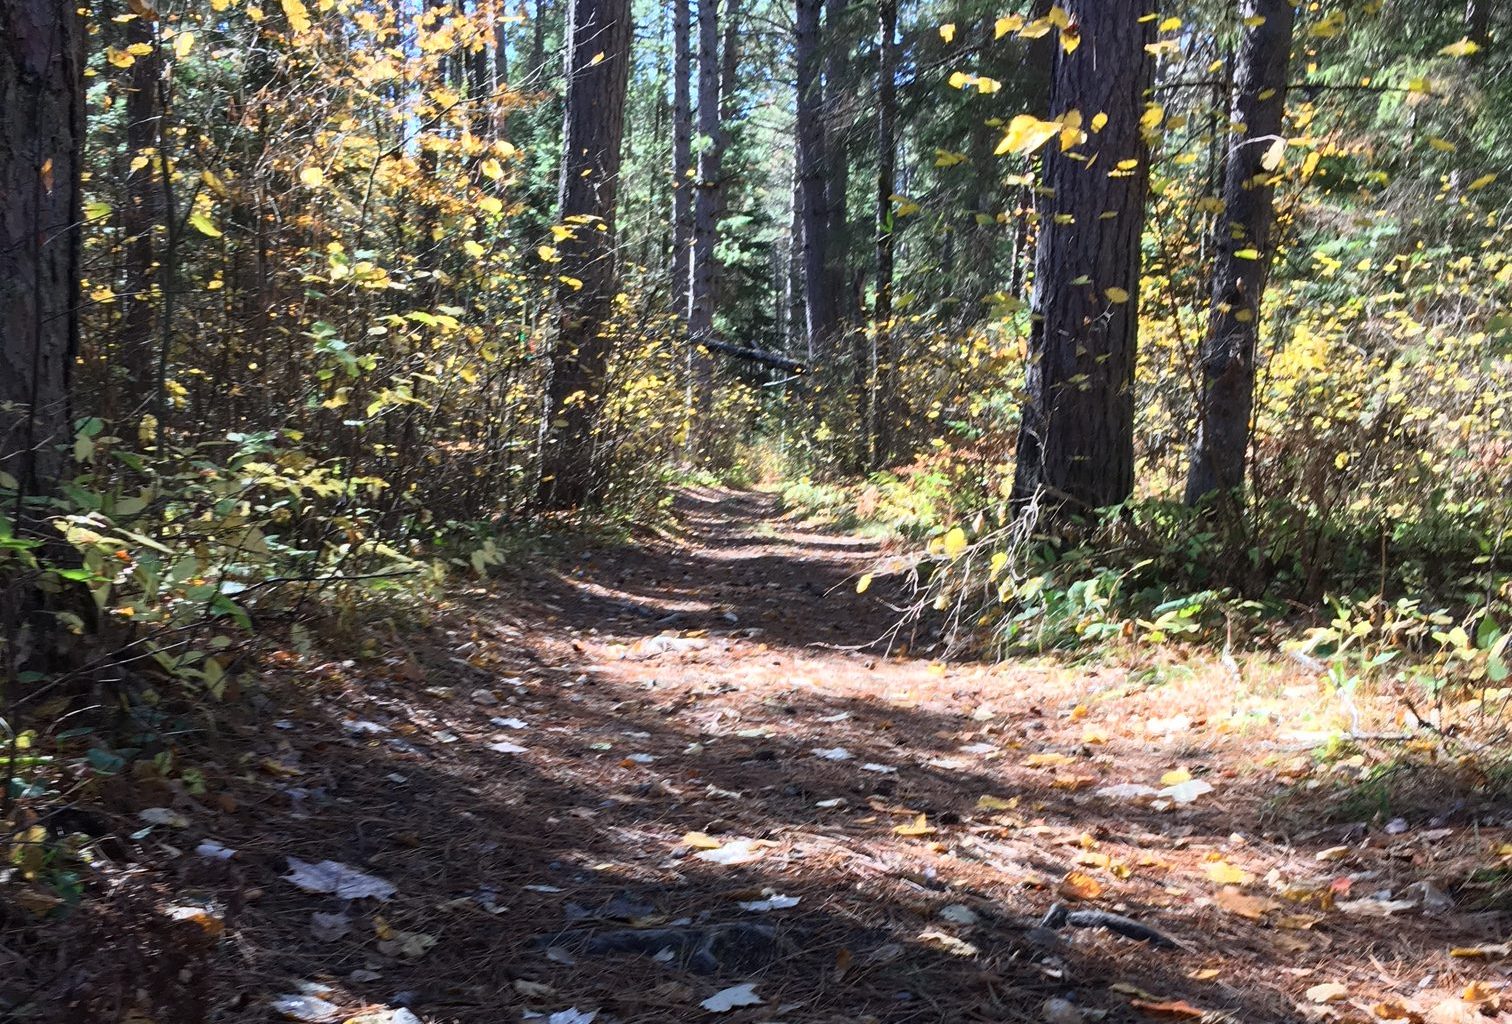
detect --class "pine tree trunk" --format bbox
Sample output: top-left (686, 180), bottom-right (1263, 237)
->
top-left (671, 0), bottom-right (692, 307)
top-left (1185, 0), bottom-right (1295, 504)
top-left (1011, 0), bottom-right (1154, 513)
top-left (794, 0), bottom-right (835, 355)
top-left (872, 0), bottom-right (897, 469)
top-left (823, 0), bottom-right (850, 327)
top-left (686, 0), bottom-right (721, 434)
top-left (537, 0), bottom-right (632, 509)
top-left (1, 0), bottom-right (83, 507)
top-left (117, 15), bottom-right (158, 414)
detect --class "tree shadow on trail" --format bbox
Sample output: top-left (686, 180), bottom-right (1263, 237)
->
top-left (14, 488), bottom-right (1498, 1024)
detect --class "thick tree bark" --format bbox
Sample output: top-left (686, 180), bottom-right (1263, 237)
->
top-left (823, 0), bottom-right (850, 326)
top-left (872, 0), bottom-right (897, 469)
top-left (671, 0), bottom-right (692, 307)
top-left (686, 0), bottom-right (722, 430)
top-left (1185, 0), bottom-right (1295, 504)
top-left (1, 0), bottom-right (84, 509)
top-left (537, 0), bottom-right (632, 509)
top-left (689, 0), bottom-right (720, 336)
top-left (794, 0), bottom-right (835, 355)
top-left (117, 15), bottom-right (158, 414)
top-left (1011, 0), bottom-right (1154, 513)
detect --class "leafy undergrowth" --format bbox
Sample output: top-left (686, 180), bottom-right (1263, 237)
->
top-left (6, 487), bottom-right (1512, 1024)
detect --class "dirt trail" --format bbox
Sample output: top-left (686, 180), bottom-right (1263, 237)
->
top-left (31, 488), bottom-right (1512, 1023)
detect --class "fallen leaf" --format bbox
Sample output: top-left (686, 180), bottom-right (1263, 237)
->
top-left (1450, 943), bottom-right (1511, 958)
top-left (1306, 982), bottom-right (1350, 1004)
top-left (1337, 897), bottom-right (1416, 917)
top-left (1160, 768), bottom-right (1192, 786)
top-left (977, 794), bottom-right (1017, 811)
top-left (1205, 861), bottom-right (1252, 886)
top-left (1059, 871), bottom-right (1104, 900)
top-left (1214, 886), bottom-right (1279, 920)
top-left (683, 831), bottom-right (723, 850)
top-left (271, 995), bottom-right (341, 1022)
top-left (737, 894), bottom-right (800, 912)
top-left (1024, 752), bottom-right (1076, 768)
top-left (700, 983), bottom-right (763, 1012)
top-left (139, 807), bottom-right (190, 828)
top-left (894, 814), bottom-right (937, 837)
top-left (283, 858), bottom-right (396, 901)
top-left (1129, 999), bottom-right (1205, 1018)
top-left (694, 839), bottom-right (770, 865)
top-left (917, 929), bottom-right (980, 956)
top-left (1157, 779), bottom-right (1213, 804)
top-left (547, 1010), bottom-right (597, 1024)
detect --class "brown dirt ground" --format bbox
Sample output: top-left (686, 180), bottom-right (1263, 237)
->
top-left (9, 486), bottom-right (1512, 1024)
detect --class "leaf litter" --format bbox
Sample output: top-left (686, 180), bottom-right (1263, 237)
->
top-left (68, 490), bottom-right (1512, 1024)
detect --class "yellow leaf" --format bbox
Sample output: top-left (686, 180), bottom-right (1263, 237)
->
top-left (106, 47), bottom-right (135, 68)
top-left (281, 0), bottom-right (311, 33)
top-left (1439, 36), bottom-right (1481, 57)
top-left (1234, 247), bottom-right (1260, 260)
top-left (536, 245), bottom-right (560, 263)
top-left (1469, 173), bottom-right (1497, 190)
top-left (588, 51), bottom-right (605, 66)
top-left (188, 212), bottom-right (222, 238)
top-left (1158, 16), bottom-right (1181, 31)
top-left (683, 831), bottom-right (722, 850)
top-left (1243, 14), bottom-right (1266, 27)
top-left (1105, 286), bottom-right (1130, 304)
top-left (856, 573), bottom-right (873, 594)
top-left (1140, 104), bottom-right (1165, 133)
top-left (1206, 861), bottom-right (1252, 885)
top-left (1427, 136), bottom-right (1457, 152)
top-left (479, 195), bottom-right (504, 215)
top-left (976, 794), bottom-right (1015, 811)
top-left (463, 240), bottom-right (486, 258)
top-left (481, 157), bottom-right (504, 179)
top-left (942, 526), bottom-right (968, 558)
top-left (947, 70), bottom-right (970, 89)
top-left (894, 814), bottom-right (936, 837)
top-left (173, 31), bottom-right (195, 58)
top-left (1060, 28), bottom-right (1080, 54)
top-left (995, 113), bottom-right (1063, 157)
top-left (977, 75), bottom-right (1001, 94)
top-left (1160, 767), bottom-right (1191, 786)
top-left (939, 22), bottom-right (955, 43)
top-left (994, 15), bottom-right (1023, 37)
top-left (1091, 112), bottom-right (1108, 132)
top-left (1019, 17), bottom-right (1053, 38)
top-left (298, 165), bottom-right (324, 188)
top-left (1259, 137), bottom-right (1286, 171)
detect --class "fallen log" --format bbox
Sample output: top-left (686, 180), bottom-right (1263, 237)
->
top-left (698, 337), bottom-right (806, 374)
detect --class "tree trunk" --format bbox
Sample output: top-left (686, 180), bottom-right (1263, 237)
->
top-left (1465, 0), bottom-right (1490, 46)
top-left (686, 0), bottom-right (721, 430)
top-left (537, 0), bottom-right (632, 509)
top-left (872, 0), bottom-right (897, 469)
top-left (1011, 0), bottom-right (1154, 514)
top-left (823, 0), bottom-right (850, 327)
top-left (1184, 0), bottom-right (1295, 504)
top-left (1, 0), bottom-right (83, 508)
top-left (118, 14), bottom-right (158, 414)
top-left (671, 0), bottom-right (692, 307)
top-left (794, 0), bottom-right (835, 355)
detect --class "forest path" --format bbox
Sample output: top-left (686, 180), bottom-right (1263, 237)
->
top-left (107, 488), bottom-right (1507, 1024)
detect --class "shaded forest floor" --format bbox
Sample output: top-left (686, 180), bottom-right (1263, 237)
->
top-left (14, 487), bottom-right (1512, 1023)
